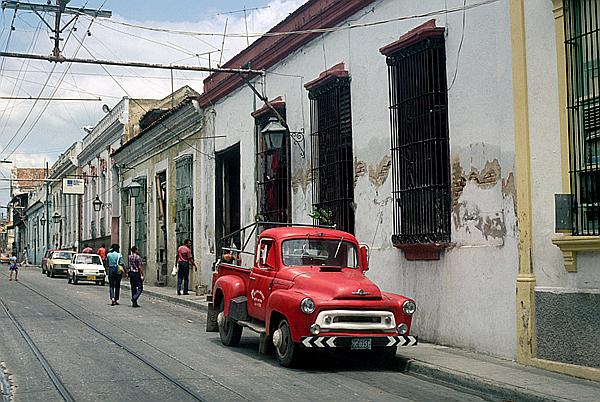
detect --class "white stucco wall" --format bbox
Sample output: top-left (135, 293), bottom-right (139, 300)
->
top-left (202, 0), bottom-right (518, 358)
top-left (525, 0), bottom-right (600, 291)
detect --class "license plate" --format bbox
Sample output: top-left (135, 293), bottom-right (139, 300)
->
top-left (86, 276), bottom-right (96, 280)
top-left (351, 338), bottom-right (372, 350)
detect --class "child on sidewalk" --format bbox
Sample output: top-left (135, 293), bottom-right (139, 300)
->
top-left (9, 252), bottom-right (18, 281)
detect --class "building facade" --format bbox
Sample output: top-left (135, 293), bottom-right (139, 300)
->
top-left (112, 86), bottom-right (202, 288)
top-left (49, 142), bottom-right (82, 251)
top-left (78, 97), bottom-right (157, 252)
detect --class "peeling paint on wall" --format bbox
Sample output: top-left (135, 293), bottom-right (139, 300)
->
top-left (368, 155), bottom-right (392, 188)
top-left (355, 158), bottom-right (366, 186)
top-left (291, 162), bottom-right (312, 194)
top-left (451, 150), bottom-right (514, 246)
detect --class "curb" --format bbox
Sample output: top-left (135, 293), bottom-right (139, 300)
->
top-left (396, 357), bottom-right (568, 402)
top-left (121, 283), bottom-right (209, 312)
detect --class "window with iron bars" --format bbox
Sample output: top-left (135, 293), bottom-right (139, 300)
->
top-left (134, 178), bottom-right (148, 262)
top-left (564, 0), bottom-right (600, 235)
top-left (176, 156), bottom-right (194, 246)
top-left (385, 32), bottom-right (451, 245)
top-left (308, 77), bottom-right (355, 233)
top-left (255, 109), bottom-right (291, 229)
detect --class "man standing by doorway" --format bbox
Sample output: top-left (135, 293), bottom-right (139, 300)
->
top-left (176, 239), bottom-right (196, 296)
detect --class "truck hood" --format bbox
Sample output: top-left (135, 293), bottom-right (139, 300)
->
top-left (290, 268), bottom-right (382, 301)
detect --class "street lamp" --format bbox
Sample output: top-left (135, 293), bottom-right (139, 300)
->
top-left (128, 181), bottom-right (142, 198)
top-left (260, 116), bottom-right (306, 158)
top-left (52, 211), bottom-right (62, 223)
top-left (40, 214), bottom-right (46, 226)
top-left (93, 195), bottom-right (103, 212)
top-left (261, 117), bottom-right (287, 151)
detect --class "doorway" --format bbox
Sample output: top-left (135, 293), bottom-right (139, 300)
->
top-left (215, 143), bottom-right (241, 256)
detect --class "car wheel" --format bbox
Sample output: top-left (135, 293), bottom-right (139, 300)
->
top-left (99, 280), bottom-right (105, 286)
top-left (273, 319), bottom-right (300, 367)
top-left (217, 299), bottom-right (243, 346)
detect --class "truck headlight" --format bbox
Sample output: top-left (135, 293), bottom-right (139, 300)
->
top-left (300, 298), bottom-right (316, 314)
top-left (397, 323), bottom-right (408, 335)
top-left (403, 300), bottom-right (416, 315)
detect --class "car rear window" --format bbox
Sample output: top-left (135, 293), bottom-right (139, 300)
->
top-left (53, 252), bottom-right (74, 260)
top-left (75, 255), bottom-right (101, 265)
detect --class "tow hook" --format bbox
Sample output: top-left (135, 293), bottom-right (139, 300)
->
top-left (272, 329), bottom-right (283, 348)
top-left (217, 312), bottom-right (225, 327)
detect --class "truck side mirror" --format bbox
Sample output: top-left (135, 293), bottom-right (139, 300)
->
top-left (360, 245), bottom-right (369, 272)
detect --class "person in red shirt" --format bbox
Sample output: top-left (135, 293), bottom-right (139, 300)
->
top-left (97, 244), bottom-right (107, 267)
top-left (176, 239), bottom-right (196, 295)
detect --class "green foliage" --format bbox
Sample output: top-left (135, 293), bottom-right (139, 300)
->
top-left (309, 207), bottom-right (334, 226)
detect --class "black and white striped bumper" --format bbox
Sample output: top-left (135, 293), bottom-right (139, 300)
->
top-left (301, 335), bottom-right (418, 348)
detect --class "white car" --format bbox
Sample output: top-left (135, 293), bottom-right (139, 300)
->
top-left (67, 253), bottom-right (106, 286)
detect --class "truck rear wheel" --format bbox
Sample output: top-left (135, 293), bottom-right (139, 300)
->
top-left (274, 319), bottom-right (300, 367)
top-left (218, 299), bottom-right (242, 346)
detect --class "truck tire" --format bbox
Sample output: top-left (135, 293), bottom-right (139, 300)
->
top-left (274, 319), bottom-right (300, 367)
top-left (218, 300), bottom-right (242, 346)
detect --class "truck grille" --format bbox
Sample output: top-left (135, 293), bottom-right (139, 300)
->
top-left (314, 310), bottom-right (396, 332)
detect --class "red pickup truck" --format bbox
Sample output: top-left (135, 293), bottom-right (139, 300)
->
top-left (207, 225), bottom-right (417, 367)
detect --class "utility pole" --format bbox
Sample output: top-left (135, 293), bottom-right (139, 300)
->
top-left (45, 162), bottom-right (50, 253)
top-left (1, 0), bottom-right (112, 58)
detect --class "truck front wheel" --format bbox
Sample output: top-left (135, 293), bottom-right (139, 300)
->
top-left (218, 300), bottom-right (242, 346)
top-left (273, 319), bottom-right (300, 367)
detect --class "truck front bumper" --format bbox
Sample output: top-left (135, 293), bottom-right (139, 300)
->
top-left (300, 335), bottom-right (417, 348)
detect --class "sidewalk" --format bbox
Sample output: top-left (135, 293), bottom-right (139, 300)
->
top-left (123, 283), bottom-right (600, 402)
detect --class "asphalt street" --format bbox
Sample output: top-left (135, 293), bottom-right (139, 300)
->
top-left (0, 265), bottom-right (492, 402)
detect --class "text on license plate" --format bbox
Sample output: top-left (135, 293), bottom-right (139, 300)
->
top-left (86, 276), bottom-right (96, 280)
top-left (351, 338), bottom-right (372, 350)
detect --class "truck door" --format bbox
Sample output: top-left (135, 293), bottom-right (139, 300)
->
top-left (248, 238), bottom-right (276, 322)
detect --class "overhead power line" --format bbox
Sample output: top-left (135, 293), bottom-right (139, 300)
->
top-left (0, 51), bottom-right (265, 75)
top-left (0, 96), bottom-right (101, 101)
top-left (91, 0), bottom-right (501, 39)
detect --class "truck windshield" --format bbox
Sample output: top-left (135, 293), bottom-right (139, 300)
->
top-left (281, 239), bottom-right (359, 268)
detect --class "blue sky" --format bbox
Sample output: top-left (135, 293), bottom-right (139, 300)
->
top-left (103, 1), bottom-right (276, 22)
top-left (0, 0), bottom-right (305, 208)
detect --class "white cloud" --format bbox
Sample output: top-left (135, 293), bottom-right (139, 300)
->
top-left (0, 0), bottom-right (305, 203)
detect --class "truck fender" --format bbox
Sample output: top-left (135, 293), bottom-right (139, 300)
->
top-left (266, 291), bottom-right (310, 343)
top-left (213, 275), bottom-right (247, 316)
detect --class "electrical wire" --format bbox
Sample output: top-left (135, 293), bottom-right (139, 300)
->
top-left (91, 0), bottom-right (500, 40)
top-left (447, 0), bottom-right (467, 92)
top-left (0, 1), bottom-right (106, 161)
top-left (72, 35), bottom-right (214, 162)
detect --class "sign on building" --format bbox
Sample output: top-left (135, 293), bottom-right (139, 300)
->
top-left (62, 178), bottom-right (85, 195)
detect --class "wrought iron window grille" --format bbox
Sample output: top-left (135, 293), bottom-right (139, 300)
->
top-left (564, 0), bottom-right (600, 235)
top-left (386, 34), bottom-right (451, 246)
top-left (308, 76), bottom-right (355, 234)
top-left (255, 110), bottom-right (291, 229)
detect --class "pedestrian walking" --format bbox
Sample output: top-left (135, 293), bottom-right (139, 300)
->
top-left (176, 239), bottom-right (196, 296)
top-left (128, 246), bottom-right (144, 308)
top-left (97, 244), bottom-right (107, 267)
top-left (106, 244), bottom-right (125, 306)
top-left (8, 252), bottom-right (18, 281)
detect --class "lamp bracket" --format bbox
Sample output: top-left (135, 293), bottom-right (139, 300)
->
top-left (289, 129), bottom-right (306, 159)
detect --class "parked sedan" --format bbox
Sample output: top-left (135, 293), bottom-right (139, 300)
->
top-left (47, 250), bottom-right (75, 278)
top-left (67, 254), bottom-right (106, 286)
top-left (0, 253), bottom-right (9, 264)
top-left (41, 249), bottom-right (57, 274)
